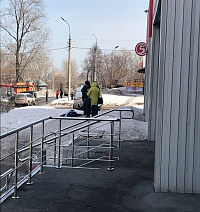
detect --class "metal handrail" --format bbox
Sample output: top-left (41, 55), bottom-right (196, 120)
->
top-left (0, 117), bottom-right (51, 139)
top-left (0, 108), bottom-right (134, 203)
top-left (0, 169), bottom-right (13, 193)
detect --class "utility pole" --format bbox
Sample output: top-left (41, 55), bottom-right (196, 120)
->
top-left (61, 16), bottom-right (71, 101)
top-left (92, 33), bottom-right (97, 82)
top-left (94, 43), bottom-right (97, 82)
top-left (68, 34), bottom-right (71, 101)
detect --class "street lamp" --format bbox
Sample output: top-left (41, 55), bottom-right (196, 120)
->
top-left (61, 16), bottom-right (71, 101)
top-left (112, 46), bottom-right (119, 51)
top-left (91, 32), bottom-right (97, 82)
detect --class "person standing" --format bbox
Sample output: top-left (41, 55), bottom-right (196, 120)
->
top-left (87, 81), bottom-right (100, 116)
top-left (60, 88), bottom-right (63, 98)
top-left (46, 89), bottom-right (48, 102)
top-left (81, 81), bottom-right (91, 117)
top-left (56, 90), bottom-right (59, 99)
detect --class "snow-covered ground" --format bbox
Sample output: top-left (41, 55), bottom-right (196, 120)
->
top-left (1, 89), bottom-right (147, 141)
top-left (1, 89), bottom-right (147, 174)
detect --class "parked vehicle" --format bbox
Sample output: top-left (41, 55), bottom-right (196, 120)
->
top-left (73, 86), bottom-right (84, 110)
top-left (19, 91), bottom-right (37, 99)
top-left (15, 93), bottom-right (36, 106)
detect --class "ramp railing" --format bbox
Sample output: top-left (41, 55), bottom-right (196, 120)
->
top-left (0, 108), bottom-right (134, 203)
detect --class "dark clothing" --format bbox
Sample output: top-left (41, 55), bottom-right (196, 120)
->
top-left (84, 98), bottom-right (91, 117)
top-left (60, 89), bottom-right (63, 98)
top-left (91, 105), bottom-right (98, 116)
top-left (81, 84), bottom-right (91, 117)
top-left (81, 85), bottom-right (90, 100)
top-left (46, 91), bottom-right (48, 102)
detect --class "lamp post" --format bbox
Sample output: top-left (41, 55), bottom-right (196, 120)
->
top-left (91, 33), bottom-right (97, 82)
top-left (61, 16), bottom-right (71, 101)
top-left (112, 46), bottom-right (119, 51)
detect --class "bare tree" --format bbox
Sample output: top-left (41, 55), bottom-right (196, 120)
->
top-left (81, 46), bottom-right (143, 88)
top-left (100, 50), bottom-right (143, 88)
top-left (60, 59), bottom-right (78, 93)
top-left (0, 49), bottom-right (16, 84)
top-left (0, 0), bottom-right (50, 82)
top-left (23, 52), bottom-right (52, 82)
top-left (81, 45), bottom-right (103, 83)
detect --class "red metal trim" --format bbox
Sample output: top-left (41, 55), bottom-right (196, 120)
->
top-left (146, 0), bottom-right (154, 44)
top-left (0, 84), bottom-right (13, 87)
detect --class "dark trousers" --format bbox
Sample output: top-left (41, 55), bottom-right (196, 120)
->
top-left (83, 98), bottom-right (91, 117)
top-left (91, 105), bottom-right (98, 116)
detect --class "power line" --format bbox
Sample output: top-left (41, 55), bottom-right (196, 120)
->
top-left (1, 45), bottom-right (135, 56)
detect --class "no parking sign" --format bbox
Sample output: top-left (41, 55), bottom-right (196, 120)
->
top-left (135, 42), bottom-right (146, 56)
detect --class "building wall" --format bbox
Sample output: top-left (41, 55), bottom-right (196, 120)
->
top-left (146, 0), bottom-right (200, 193)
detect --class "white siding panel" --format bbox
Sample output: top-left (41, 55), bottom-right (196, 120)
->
top-left (193, 70), bottom-right (200, 193)
top-left (160, 0), bottom-right (175, 192)
top-left (144, 39), bottom-right (152, 122)
top-left (176, 0), bottom-right (193, 193)
top-left (185, 0), bottom-right (200, 193)
top-left (152, 0), bottom-right (200, 193)
top-left (148, 26), bottom-right (160, 142)
top-left (193, 2), bottom-right (200, 191)
top-left (154, 0), bottom-right (167, 192)
top-left (168, 0), bottom-right (184, 192)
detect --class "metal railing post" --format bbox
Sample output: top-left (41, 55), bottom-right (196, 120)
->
top-left (27, 126), bottom-right (33, 185)
top-left (108, 121), bottom-right (114, 171)
top-left (71, 134), bottom-right (75, 167)
top-left (5, 175), bottom-right (9, 190)
top-left (118, 111), bottom-right (122, 149)
top-left (57, 120), bottom-right (62, 168)
top-left (87, 124), bottom-right (90, 158)
top-left (40, 121), bottom-right (44, 174)
top-left (54, 137), bottom-right (56, 166)
top-left (12, 131), bottom-right (19, 199)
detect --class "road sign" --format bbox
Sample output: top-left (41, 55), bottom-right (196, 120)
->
top-left (135, 42), bottom-right (146, 56)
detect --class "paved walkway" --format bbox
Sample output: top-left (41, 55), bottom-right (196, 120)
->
top-left (1, 141), bottom-right (200, 212)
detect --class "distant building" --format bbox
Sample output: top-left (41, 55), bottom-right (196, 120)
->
top-left (36, 79), bottom-right (48, 90)
top-left (145, 0), bottom-right (200, 193)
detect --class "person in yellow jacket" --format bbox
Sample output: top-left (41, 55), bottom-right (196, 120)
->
top-left (87, 81), bottom-right (100, 116)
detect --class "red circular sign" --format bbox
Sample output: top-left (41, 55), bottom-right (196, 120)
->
top-left (135, 42), bottom-right (146, 56)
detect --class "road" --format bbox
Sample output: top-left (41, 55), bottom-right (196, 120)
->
top-left (0, 96), bottom-right (58, 114)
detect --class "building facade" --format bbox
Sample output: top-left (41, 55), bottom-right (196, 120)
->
top-left (145, 0), bottom-right (200, 193)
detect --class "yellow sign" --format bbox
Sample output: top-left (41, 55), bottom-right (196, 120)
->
top-left (123, 81), bottom-right (144, 87)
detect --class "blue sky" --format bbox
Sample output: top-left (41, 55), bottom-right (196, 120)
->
top-left (44, 0), bottom-right (149, 71)
top-left (1, 0), bottom-right (150, 71)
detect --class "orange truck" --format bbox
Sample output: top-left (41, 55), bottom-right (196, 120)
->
top-left (0, 82), bottom-right (35, 95)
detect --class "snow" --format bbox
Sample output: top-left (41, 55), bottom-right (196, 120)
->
top-left (0, 89), bottom-right (148, 175)
top-left (0, 89), bottom-right (147, 141)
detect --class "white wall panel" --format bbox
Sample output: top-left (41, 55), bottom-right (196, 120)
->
top-left (144, 39), bottom-right (152, 122)
top-left (176, 0), bottom-right (193, 193)
top-left (154, 0), bottom-right (167, 192)
top-left (150, 0), bottom-right (200, 193)
top-left (193, 65), bottom-right (200, 193)
top-left (185, 0), bottom-right (200, 193)
top-left (168, 0), bottom-right (184, 192)
top-left (160, 0), bottom-right (176, 192)
top-left (192, 2), bottom-right (200, 191)
top-left (148, 26), bottom-right (160, 142)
